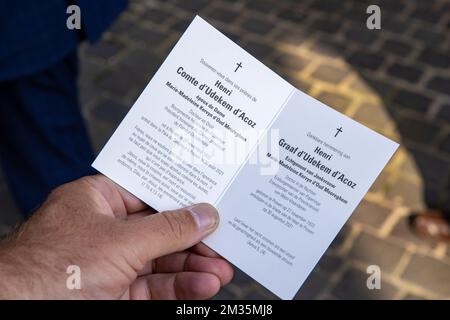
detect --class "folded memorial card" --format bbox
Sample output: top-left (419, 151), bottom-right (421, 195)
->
top-left (93, 16), bottom-right (399, 299)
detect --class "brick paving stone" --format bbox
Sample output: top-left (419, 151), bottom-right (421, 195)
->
top-left (413, 0), bottom-right (439, 9)
top-left (213, 288), bottom-right (238, 300)
top-left (108, 17), bottom-right (135, 37)
top-left (331, 267), bottom-right (398, 300)
top-left (243, 290), bottom-right (274, 300)
top-left (386, 176), bottom-right (425, 210)
top-left (251, 285), bottom-right (279, 300)
top-left (391, 89), bottom-right (432, 114)
top-left (418, 48), bottom-right (450, 69)
top-left (442, 0), bottom-right (450, 11)
top-left (390, 215), bottom-right (437, 249)
top-left (347, 50), bottom-right (384, 71)
top-left (285, 76), bottom-right (312, 93)
top-left (120, 48), bottom-right (162, 80)
top-left (423, 186), bottom-right (450, 214)
top-left (127, 26), bottom-right (168, 45)
top-left (396, 115), bottom-right (441, 144)
top-left (413, 28), bottom-right (446, 46)
top-left (142, 7), bottom-right (172, 24)
top-left (242, 40), bottom-right (274, 61)
top-left (381, 39), bottom-right (414, 57)
top-left (85, 39), bottom-right (125, 61)
top-left (344, 23), bottom-right (380, 46)
top-left (342, 4), bottom-right (368, 24)
top-left (95, 67), bottom-right (142, 98)
top-left (369, 170), bottom-right (390, 194)
top-left (245, 0), bottom-right (278, 14)
top-left (410, 7), bottom-right (442, 24)
top-left (316, 91), bottom-right (351, 113)
top-left (310, 17), bottom-right (342, 35)
top-left (222, 31), bottom-right (242, 45)
top-left (174, 0), bottom-right (209, 13)
top-left (409, 147), bottom-right (450, 187)
top-left (231, 269), bottom-right (254, 286)
top-left (375, 0), bottom-right (407, 14)
top-left (87, 121), bottom-right (117, 153)
top-left (79, 56), bottom-right (103, 85)
top-left (329, 225), bottom-right (351, 250)
top-left (207, 7), bottom-right (239, 24)
top-left (316, 253), bottom-right (344, 274)
top-left (241, 17), bottom-right (276, 35)
top-left (278, 7), bottom-right (307, 24)
top-left (350, 201), bottom-right (391, 228)
top-left (353, 103), bottom-right (391, 130)
top-left (351, 77), bottom-right (394, 98)
top-left (402, 254), bottom-right (450, 296)
top-left (439, 133), bottom-right (450, 155)
top-left (387, 63), bottom-right (423, 83)
top-left (310, 37), bottom-right (347, 57)
top-left (80, 87), bottom-right (99, 111)
top-left (294, 269), bottom-right (328, 300)
top-left (348, 232), bottom-right (405, 273)
top-left (274, 28), bottom-right (308, 46)
top-left (399, 152), bottom-right (420, 173)
top-left (309, 0), bottom-right (342, 14)
top-left (318, 293), bottom-right (338, 300)
top-left (90, 98), bottom-right (129, 127)
top-left (381, 17), bottom-right (410, 34)
top-left (272, 52), bottom-right (308, 72)
top-left (427, 76), bottom-right (450, 96)
top-left (311, 65), bottom-right (349, 83)
top-left (171, 18), bottom-right (193, 33)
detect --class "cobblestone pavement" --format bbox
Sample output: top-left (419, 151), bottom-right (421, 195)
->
top-left (1, 0), bottom-right (450, 299)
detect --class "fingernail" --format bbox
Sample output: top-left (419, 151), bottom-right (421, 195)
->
top-left (189, 203), bottom-right (219, 232)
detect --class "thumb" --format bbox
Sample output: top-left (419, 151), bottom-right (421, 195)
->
top-left (127, 203), bottom-right (219, 262)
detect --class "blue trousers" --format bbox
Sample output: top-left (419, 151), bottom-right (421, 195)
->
top-left (0, 50), bottom-right (95, 216)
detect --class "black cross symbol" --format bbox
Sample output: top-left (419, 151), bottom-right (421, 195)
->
top-left (335, 127), bottom-right (343, 137)
top-left (235, 62), bottom-right (243, 72)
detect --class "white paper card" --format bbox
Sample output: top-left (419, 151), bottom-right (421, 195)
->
top-left (93, 16), bottom-right (398, 299)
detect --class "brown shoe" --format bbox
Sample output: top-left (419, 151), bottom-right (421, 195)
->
top-left (409, 210), bottom-right (450, 242)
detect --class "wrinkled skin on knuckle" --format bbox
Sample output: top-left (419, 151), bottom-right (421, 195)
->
top-left (160, 209), bottom-right (196, 242)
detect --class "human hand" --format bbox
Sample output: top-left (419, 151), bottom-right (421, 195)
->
top-left (0, 175), bottom-right (233, 299)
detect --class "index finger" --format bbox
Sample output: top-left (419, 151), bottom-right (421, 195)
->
top-left (84, 174), bottom-right (149, 216)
